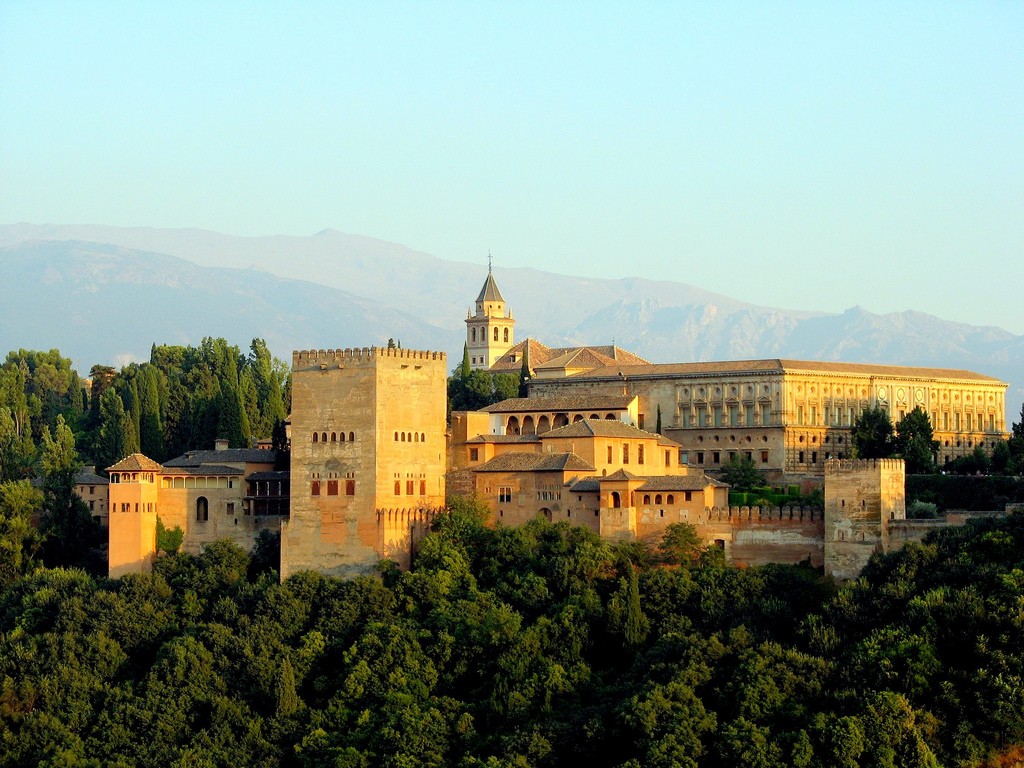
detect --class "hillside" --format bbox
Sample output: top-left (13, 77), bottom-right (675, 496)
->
top-left (1, 224), bottom-right (1021, 415)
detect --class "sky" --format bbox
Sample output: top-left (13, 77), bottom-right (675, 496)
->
top-left (2, 2), bottom-right (1022, 333)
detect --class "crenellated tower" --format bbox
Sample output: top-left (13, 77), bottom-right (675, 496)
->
top-left (466, 260), bottom-right (515, 370)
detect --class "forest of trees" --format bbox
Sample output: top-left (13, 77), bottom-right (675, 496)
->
top-left (852, 405), bottom-right (1024, 476)
top-left (1, 497), bottom-right (1023, 766)
top-left (0, 339), bottom-right (290, 483)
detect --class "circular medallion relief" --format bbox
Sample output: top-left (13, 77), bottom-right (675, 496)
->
top-left (878, 386), bottom-right (887, 400)
top-left (915, 388), bottom-right (923, 402)
top-left (896, 387), bottom-right (905, 401)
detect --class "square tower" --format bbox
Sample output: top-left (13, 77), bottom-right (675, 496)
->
top-left (282, 346), bottom-right (448, 579)
top-left (824, 458), bottom-right (906, 579)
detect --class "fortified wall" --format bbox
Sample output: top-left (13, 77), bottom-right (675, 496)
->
top-left (703, 505), bottom-right (825, 568)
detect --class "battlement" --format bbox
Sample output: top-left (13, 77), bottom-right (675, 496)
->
top-left (705, 505), bottom-right (822, 523)
top-left (824, 458), bottom-right (905, 475)
top-left (376, 506), bottom-right (445, 523)
top-left (293, 347), bottom-right (447, 368)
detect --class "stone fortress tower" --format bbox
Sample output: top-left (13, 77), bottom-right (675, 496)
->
top-left (281, 346), bottom-right (448, 579)
top-left (466, 259), bottom-right (515, 370)
top-left (824, 458), bottom-right (906, 579)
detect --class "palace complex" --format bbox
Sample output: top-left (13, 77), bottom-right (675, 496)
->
top-left (106, 267), bottom-right (1010, 580)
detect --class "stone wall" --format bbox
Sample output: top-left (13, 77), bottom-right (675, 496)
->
top-left (282, 346), bottom-right (447, 579)
top-left (823, 458), bottom-right (906, 580)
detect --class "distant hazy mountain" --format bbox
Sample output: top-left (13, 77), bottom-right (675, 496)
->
top-left (2, 223), bottom-right (1021, 417)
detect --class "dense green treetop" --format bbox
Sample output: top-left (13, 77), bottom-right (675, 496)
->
top-left (2, 499), bottom-right (1024, 767)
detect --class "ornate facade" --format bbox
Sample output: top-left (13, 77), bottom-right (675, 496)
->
top-left (529, 359), bottom-right (1008, 477)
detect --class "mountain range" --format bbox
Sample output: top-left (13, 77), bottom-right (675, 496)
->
top-left (2, 223), bottom-right (1021, 420)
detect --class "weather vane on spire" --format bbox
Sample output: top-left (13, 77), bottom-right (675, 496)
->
top-left (488, 250), bottom-right (493, 274)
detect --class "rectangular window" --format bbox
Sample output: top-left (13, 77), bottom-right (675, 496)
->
top-left (622, 444), bottom-right (629, 464)
top-left (638, 445), bottom-right (644, 465)
top-left (420, 480), bottom-right (426, 495)
top-left (729, 405), bottom-right (738, 426)
top-left (680, 451), bottom-right (688, 465)
top-left (797, 406), bottom-right (804, 425)
top-left (798, 451), bottom-right (805, 463)
top-left (638, 413), bottom-right (645, 429)
top-left (714, 406), bottom-right (723, 427)
top-left (811, 452), bottom-right (817, 465)
top-left (666, 449), bottom-right (672, 466)
top-left (327, 480), bottom-right (339, 496)
top-left (761, 450), bottom-right (769, 464)
top-left (607, 446), bottom-right (613, 463)
top-left (469, 448), bottom-right (479, 461)
top-left (681, 410), bottom-right (690, 427)
top-left (498, 486), bottom-right (512, 503)
top-left (227, 502), bottom-right (235, 514)
top-left (746, 409), bottom-right (754, 426)
top-left (346, 480), bottom-right (355, 495)
top-left (745, 451), bottom-right (752, 461)
top-left (712, 451), bottom-right (720, 465)
top-left (697, 451), bottom-right (704, 465)
top-left (810, 406), bottom-right (817, 425)
top-left (406, 480), bottom-right (414, 495)
top-left (311, 481), bottom-right (320, 496)
top-left (684, 491), bottom-right (692, 502)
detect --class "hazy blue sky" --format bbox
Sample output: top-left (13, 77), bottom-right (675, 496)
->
top-left (2, 2), bottom-right (1022, 332)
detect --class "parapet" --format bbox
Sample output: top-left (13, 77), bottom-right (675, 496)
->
top-left (293, 347), bottom-right (448, 369)
top-left (705, 505), bottom-right (822, 523)
top-left (824, 458), bottom-right (906, 475)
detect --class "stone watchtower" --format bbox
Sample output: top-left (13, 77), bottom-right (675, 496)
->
top-left (466, 263), bottom-right (514, 370)
top-left (823, 458), bottom-right (906, 579)
top-left (281, 346), bottom-right (448, 579)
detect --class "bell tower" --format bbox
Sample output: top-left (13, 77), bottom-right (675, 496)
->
top-left (466, 257), bottom-right (515, 370)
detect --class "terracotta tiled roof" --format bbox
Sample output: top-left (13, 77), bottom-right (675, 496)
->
top-left (473, 451), bottom-right (596, 473)
top-left (488, 339), bottom-right (648, 374)
top-left (569, 477), bottom-right (602, 492)
top-left (74, 469), bottom-right (108, 485)
top-left (541, 419), bottom-right (679, 444)
top-left (160, 464), bottom-right (244, 476)
top-left (465, 434), bottom-right (542, 444)
top-left (602, 468), bottom-right (641, 482)
top-left (247, 471), bottom-right (291, 481)
top-left (481, 395), bottom-right (634, 413)
top-left (553, 358), bottom-right (1004, 384)
top-left (162, 448), bottom-right (278, 467)
top-left (106, 454), bottom-right (163, 472)
top-left (638, 475), bottom-right (728, 491)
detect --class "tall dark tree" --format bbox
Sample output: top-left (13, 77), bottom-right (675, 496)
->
top-left (94, 387), bottom-right (131, 470)
top-left (894, 407), bottom-right (938, 473)
top-left (852, 406), bottom-right (896, 459)
top-left (38, 415), bottom-right (98, 569)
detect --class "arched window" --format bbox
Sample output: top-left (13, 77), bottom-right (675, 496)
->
top-left (414, 433), bottom-right (419, 442)
top-left (312, 432), bottom-right (318, 443)
top-left (394, 431), bottom-right (398, 441)
top-left (611, 492), bottom-right (621, 509)
top-left (667, 494), bottom-right (674, 504)
top-left (655, 494), bottom-right (662, 504)
top-left (196, 496), bottom-right (209, 521)
top-left (643, 494), bottom-right (651, 504)
top-left (331, 432), bottom-right (337, 442)
top-left (471, 328), bottom-right (476, 342)
top-left (349, 432), bottom-right (355, 442)
top-left (504, 328), bottom-right (509, 342)
top-left (493, 327), bottom-right (499, 341)
top-left (394, 480), bottom-right (401, 495)
top-left (420, 433), bottom-right (425, 442)
top-left (321, 432), bottom-right (327, 443)
top-left (339, 432), bottom-right (345, 442)
top-left (401, 433), bottom-right (406, 442)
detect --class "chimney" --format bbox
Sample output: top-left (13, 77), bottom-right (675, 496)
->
top-left (214, 439), bottom-right (229, 452)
